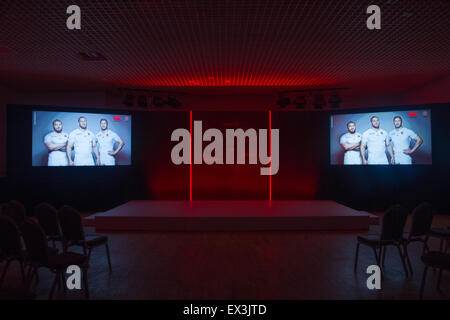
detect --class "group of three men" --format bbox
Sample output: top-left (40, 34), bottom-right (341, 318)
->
top-left (340, 115), bottom-right (423, 165)
top-left (44, 116), bottom-right (125, 166)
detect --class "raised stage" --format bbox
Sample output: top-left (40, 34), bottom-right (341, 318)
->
top-left (85, 200), bottom-right (379, 232)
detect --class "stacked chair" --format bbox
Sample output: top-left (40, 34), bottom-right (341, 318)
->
top-left (58, 205), bottom-right (112, 273)
top-left (21, 218), bottom-right (89, 299)
top-left (354, 204), bottom-right (410, 277)
top-left (0, 215), bottom-right (27, 288)
top-left (0, 200), bottom-right (113, 299)
top-left (418, 207), bottom-right (450, 298)
top-left (401, 202), bottom-right (433, 275)
top-left (354, 201), bottom-right (450, 298)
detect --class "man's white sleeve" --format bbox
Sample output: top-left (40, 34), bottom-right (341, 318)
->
top-left (44, 133), bottom-right (51, 144)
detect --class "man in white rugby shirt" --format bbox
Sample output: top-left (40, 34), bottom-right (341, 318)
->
top-left (339, 121), bottom-right (362, 165)
top-left (66, 116), bottom-right (100, 166)
top-left (44, 119), bottom-right (69, 166)
top-left (96, 119), bottom-right (125, 166)
top-left (389, 116), bottom-right (423, 165)
top-left (360, 116), bottom-right (394, 165)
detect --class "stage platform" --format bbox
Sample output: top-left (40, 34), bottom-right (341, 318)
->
top-left (85, 200), bottom-right (379, 232)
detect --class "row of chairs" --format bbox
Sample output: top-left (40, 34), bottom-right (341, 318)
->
top-left (354, 202), bottom-right (450, 298)
top-left (0, 200), bottom-right (112, 299)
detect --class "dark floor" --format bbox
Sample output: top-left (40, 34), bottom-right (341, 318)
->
top-left (1, 214), bottom-right (449, 300)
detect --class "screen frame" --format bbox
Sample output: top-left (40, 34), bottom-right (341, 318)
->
top-left (329, 105), bottom-right (433, 166)
top-left (31, 108), bottom-right (134, 168)
top-left (7, 104), bottom-right (134, 170)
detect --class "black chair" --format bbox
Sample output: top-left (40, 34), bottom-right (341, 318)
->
top-left (2, 200), bottom-right (26, 228)
top-left (58, 205), bottom-right (112, 272)
top-left (0, 216), bottom-right (27, 288)
top-left (419, 251), bottom-right (450, 298)
top-left (354, 204), bottom-right (409, 277)
top-left (21, 219), bottom-right (89, 299)
top-left (35, 202), bottom-right (64, 248)
top-left (428, 226), bottom-right (450, 253)
top-left (402, 202), bottom-right (433, 275)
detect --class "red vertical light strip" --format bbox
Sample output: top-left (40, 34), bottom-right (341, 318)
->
top-left (190, 110), bottom-right (193, 202)
top-left (269, 110), bottom-right (272, 202)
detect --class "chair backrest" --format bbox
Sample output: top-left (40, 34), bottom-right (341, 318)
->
top-left (58, 205), bottom-right (85, 242)
top-left (21, 219), bottom-right (50, 266)
top-left (35, 202), bottom-right (62, 238)
top-left (380, 204), bottom-right (409, 241)
top-left (409, 202), bottom-right (433, 237)
top-left (0, 216), bottom-right (24, 259)
top-left (3, 200), bottom-right (26, 227)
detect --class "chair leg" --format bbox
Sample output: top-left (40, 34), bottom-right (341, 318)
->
top-left (61, 272), bottom-right (67, 295)
top-left (25, 266), bottom-right (35, 288)
top-left (372, 246), bottom-right (380, 266)
top-left (422, 236), bottom-right (430, 255)
top-left (403, 243), bottom-right (413, 276)
top-left (105, 242), bottom-right (112, 273)
top-left (83, 267), bottom-right (89, 300)
top-left (49, 272), bottom-right (59, 300)
top-left (354, 242), bottom-right (360, 272)
top-left (420, 266), bottom-right (428, 299)
top-left (396, 244), bottom-right (409, 277)
top-left (19, 261), bottom-right (27, 285)
top-left (374, 246), bottom-right (383, 280)
top-left (0, 259), bottom-right (11, 288)
top-left (437, 269), bottom-right (443, 290)
top-left (56, 271), bottom-right (61, 293)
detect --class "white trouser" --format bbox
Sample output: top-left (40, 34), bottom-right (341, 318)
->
top-left (367, 152), bottom-right (388, 165)
top-left (393, 150), bottom-right (412, 165)
top-left (74, 153), bottom-right (95, 166)
top-left (100, 153), bottom-right (116, 166)
top-left (48, 151), bottom-right (68, 166)
top-left (344, 151), bottom-right (362, 165)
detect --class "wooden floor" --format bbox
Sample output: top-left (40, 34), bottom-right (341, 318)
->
top-left (1, 214), bottom-right (449, 300)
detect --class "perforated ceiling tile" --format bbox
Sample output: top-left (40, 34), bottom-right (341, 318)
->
top-left (0, 0), bottom-right (449, 88)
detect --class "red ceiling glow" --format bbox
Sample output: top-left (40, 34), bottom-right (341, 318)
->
top-left (0, 1), bottom-right (448, 89)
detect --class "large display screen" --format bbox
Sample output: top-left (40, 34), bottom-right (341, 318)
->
top-left (330, 110), bottom-right (431, 165)
top-left (32, 111), bottom-right (132, 166)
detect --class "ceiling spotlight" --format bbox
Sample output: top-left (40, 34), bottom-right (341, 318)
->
top-left (137, 95), bottom-right (148, 108)
top-left (293, 95), bottom-right (307, 109)
top-left (276, 94), bottom-right (290, 108)
top-left (152, 96), bottom-right (165, 107)
top-left (328, 93), bottom-right (342, 108)
top-left (313, 94), bottom-right (325, 109)
top-left (122, 93), bottom-right (134, 107)
top-left (167, 96), bottom-right (182, 108)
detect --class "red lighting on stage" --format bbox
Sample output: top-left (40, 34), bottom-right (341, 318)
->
top-left (190, 110), bottom-right (193, 202)
top-left (269, 110), bottom-right (272, 202)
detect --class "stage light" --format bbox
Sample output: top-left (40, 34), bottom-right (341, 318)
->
top-left (137, 95), bottom-right (148, 108)
top-left (293, 95), bottom-right (307, 109)
top-left (152, 96), bottom-right (165, 107)
top-left (313, 94), bottom-right (325, 109)
top-left (276, 95), bottom-right (290, 108)
top-left (122, 93), bottom-right (134, 107)
top-left (328, 93), bottom-right (341, 108)
top-left (167, 96), bottom-right (182, 108)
